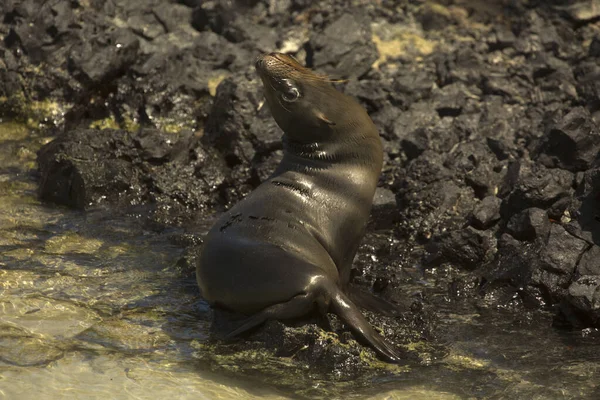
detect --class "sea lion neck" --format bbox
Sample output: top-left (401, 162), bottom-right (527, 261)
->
top-left (281, 134), bottom-right (383, 169)
top-left (255, 53), bottom-right (381, 146)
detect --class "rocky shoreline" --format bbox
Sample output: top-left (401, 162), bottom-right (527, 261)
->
top-left (3, 0), bottom-right (600, 375)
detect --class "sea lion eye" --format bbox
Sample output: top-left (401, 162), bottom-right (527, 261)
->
top-left (281, 79), bottom-right (300, 102)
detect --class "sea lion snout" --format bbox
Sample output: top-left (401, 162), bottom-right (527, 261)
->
top-left (255, 52), bottom-right (306, 81)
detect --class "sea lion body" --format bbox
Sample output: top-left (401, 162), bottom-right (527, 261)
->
top-left (196, 53), bottom-right (400, 362)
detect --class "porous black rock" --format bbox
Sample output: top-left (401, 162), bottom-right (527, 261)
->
top-left (535, 107), bottom-right (600, 172)
top-left (395, 150), bottom-right (477, 241)
top-left (479, 234), bottom-right (542, 306)
top-left (415, 2), bottom-right (457, 32)
top-left (563, 275), bottom-right (600, 327)
top-left (471, 196), bottom-right (502, 230)
top-left (506, 207), bottom-right (551, 241)
top-left (309, 12), bottom-right (378, 79)
top-left (590, 36), bottom-right (600, 58)
top-left (68, 28), bottom-right (140, 87)
top-left (574, 61), bottom-right (600, 111)
top-left (578, 245), bottom-right (600, 276)
top-left (487, 25), bottom-right (517, 51)
top-left (501, 162), bottom-right (574, 219)
top-left (396, 107), bottom-right (455, 161)
top-left (431, 82), bottom-right (470, 118)
top-left (201, 71), bottom-right (282, 205)
top-left (37, 128), bottom-right (227, 224)
top-left (445, 140), bottom-right (505, 199)
top-left (562, 1), bottom-right (600, 22)
top-left (191, 1), bottom-right (231, 34)
top-left (191, 0), bottom-right (278, 52)
top-left (539, 224), bottom-right (587, 275)
top-left (203, 72), bottom-right (278, 159)
top-left (426, 226), bottom-right (496, 270)
top-left (570, 167), bottom-right (600, 244)
top-left (369, 187), bottom-right (399, 230)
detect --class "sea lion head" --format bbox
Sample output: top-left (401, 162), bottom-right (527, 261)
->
top-left (256, 52), bottom-right (363, 143)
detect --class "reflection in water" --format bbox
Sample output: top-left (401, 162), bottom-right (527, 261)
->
top-left (1, 123), bottom-right (599, 399)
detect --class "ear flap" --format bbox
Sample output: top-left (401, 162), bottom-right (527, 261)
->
top-left (315, 111), bottom-right (336, 126)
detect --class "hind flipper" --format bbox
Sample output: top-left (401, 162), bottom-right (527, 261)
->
top-left (225, 293), bottom-right (313, 339)
top-left (329, 288), bottom-right (404, 363)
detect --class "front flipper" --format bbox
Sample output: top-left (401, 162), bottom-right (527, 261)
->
top-left (225, 293), bottom-right (314, 339)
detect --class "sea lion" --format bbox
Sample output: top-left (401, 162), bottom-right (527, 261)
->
top-left (196, 52), bottom-right (401, 362)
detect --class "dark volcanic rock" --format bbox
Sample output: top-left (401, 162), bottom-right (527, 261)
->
top-left (431, 82), bottom-right (470, 117)
top-left (578, 245), bottom-right (600, 276)
top-left (445, 140), bottom-right (505, 199)
top-left (590, 36), bottom-right (600, 58)
top-left (203, 72), bottom-right (277, 157)
top-left (427, 226), bottom-right (496, 270)
top-left (562, 1), bottom-right (600, 22)
top-left (471, 196), bottom-right (502, 230)
top-left (501, 162), bottom-right (574, 219)
top-left (535, 107), bottom-right (600, 172)
top-left (563, 275), bottom-right (600, 327)
top-left (309, 13), bottom-right (378, 79)
top-left (191, 0), bottom-right (278, 52)
top-left (395, 150), bottom-right (477, 241)
top-left (506, 207), bottom-right (551, 241)
top-left (37, 128), bottom-right (227, 224)
top-left (539, 224), bottom-right (587, 275)
top-left (574, 61), bottom-right (600, 111)
top-left (481, 234), bottom-right (542, 305)
top-left (570, 167), bottom-right (600, 244)
top-left (201, 71), bottom-right (282, 205)
top-left (369, 187), bottom-right (399, 230)
top-left (68, 28), bottom-right (140, 87)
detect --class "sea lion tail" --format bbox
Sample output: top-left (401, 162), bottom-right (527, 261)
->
top-left (327, 284), bottom-right (404, 363)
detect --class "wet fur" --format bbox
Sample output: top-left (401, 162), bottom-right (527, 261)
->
top-left (196, 53), bottom-right (402, 362)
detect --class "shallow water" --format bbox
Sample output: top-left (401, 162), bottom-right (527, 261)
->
top-left (1, 122), bottom-right (599, 399)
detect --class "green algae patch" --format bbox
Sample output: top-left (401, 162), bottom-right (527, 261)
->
top-left (0, 92), bottom-right (67, 130)
top-left (153, 116), bottom-right (196, 134)
top-left (358, 347), bottom-right (412, 373)
top-left (194, 343), bottom-right (283, 371)
top-left (89, 114), bottom-right (140, 132)
top-left (208, 71), bottom-right (230, 97)
top-left (444, 351), bottom-right (489, 371)
top-left (0, 179), bottom-right (35, 196)
top-left (0, 121), bottom-right (29, 141)
top-left (421, 1), bottom-right (452, 18)
top-left (371, 22), bottom-right (437, 68)
top-left (89, 116), bottom-right (121, 130)
top-left (44, 231), bottom-right (104, 255)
